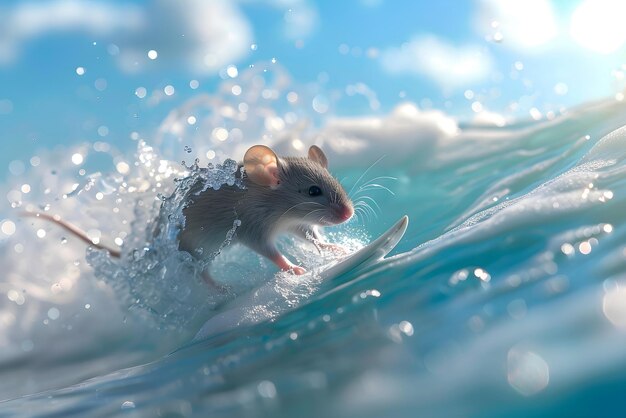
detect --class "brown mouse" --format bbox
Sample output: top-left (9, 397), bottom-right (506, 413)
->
top-left (24, 145), bottom-right (354, 277)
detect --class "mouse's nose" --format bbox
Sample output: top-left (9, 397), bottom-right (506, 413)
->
top-left (337, 204), bottom-right (354, 222)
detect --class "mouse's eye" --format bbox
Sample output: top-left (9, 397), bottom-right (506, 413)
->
top-left (308, 185), bottom-right (322, 196)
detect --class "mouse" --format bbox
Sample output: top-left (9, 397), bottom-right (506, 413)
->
top-left (23, 144), bottom-right (354, 278)
top-left (179, 144), bottom-right (354, 275)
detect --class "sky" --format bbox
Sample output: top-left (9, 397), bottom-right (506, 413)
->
top-left (1, 0), bottom-right (626, 179)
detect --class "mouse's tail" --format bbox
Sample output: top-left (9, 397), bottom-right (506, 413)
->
top-left (21, 211), bottom-right (121, 258)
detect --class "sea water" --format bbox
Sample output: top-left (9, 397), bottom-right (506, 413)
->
top-left (2, 67), bottom-right (626, 417)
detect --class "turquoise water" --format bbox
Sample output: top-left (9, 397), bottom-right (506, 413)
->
top-left (3, 85), bottom-right (626, 417)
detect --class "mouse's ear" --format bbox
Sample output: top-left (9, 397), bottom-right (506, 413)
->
top-left (244, 145), bottom-right (281, 188)
top-left (308, 145), bottom-right (328, 168)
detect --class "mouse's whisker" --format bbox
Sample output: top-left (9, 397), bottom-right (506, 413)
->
top-left (354, 203), bottom-right (372, 223)
top-left (354, 200), bottom-right (377, 221)
top-left (353, 201), bottom-right (369, 211)
top-left (348, 155), bottom-right (386, 198)
top-left (278, 201), bottom-right (324, 221)
top-left (357, 196), bottom-right (382, 215)
top-left (300, 209), bottom-right (327, 227)
top-left (360, 176), bottom-right (398, 186)
top-left (354, 197), bottom-right (377, 214)
top-left (354, 208), bottom-right (363, 224)
top-left (352, 176), bottom-right (397, 199)
top-left (362, 205), bottom-right (373, 223)
top-left (354, 183), bottom-right (395, 196)
top-left (354, 207), bottom-right (365, 224)
top-left (353, 176), bottom-right (398, 200)
top-left (302, 208), bottom-right (325, 221)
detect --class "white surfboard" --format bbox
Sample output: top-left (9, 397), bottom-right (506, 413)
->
top-left (192, 215), bottom-right (409, 341)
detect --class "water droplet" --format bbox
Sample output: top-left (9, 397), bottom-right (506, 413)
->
top-left (226, 65), bottom-right (238, 78)
top-left (507, 348), bottom-right (549, 396)
top-left (1, 220), bottom-right (16, 236)
top-left (507, 299), bottom-right (527, 319)
top-left (71, 153), bottom-right (84, 165)
top-left (474, 268), bottom-right (491, 282)
top-left (94, 78), bottom-right (107, 91)
top-left (579, 241), bottom-right (592, 255)
top-left (47, 307), bottom-right (60, 320)
top-left (398, 320), bottom-right (414, 336)
top-left (121, 401), bottom-right (136, 409)
top-left (312, 95), bottom-right (329, 114)
top-left (212, 127), bottom-right (229, 141)
top-left (8, 160), bottom-right (26, 178)
top-left (554, 82), bottom-right (568, 95)
top-left (257, 381), bottom-right (276, 398)
top-left (135, 87), bottom-right (146, 99)
top-left (107, 44), bottom-right (119, 56)
top-left (560, 243), bottom-right (574, 255)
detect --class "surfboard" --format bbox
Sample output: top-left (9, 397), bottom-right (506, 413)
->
top-left (192, 215), bottom-right (409, 341)
top-left (318, 215), bottom-right (409, 283)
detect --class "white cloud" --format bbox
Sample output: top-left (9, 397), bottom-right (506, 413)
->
top-left (0, 0), bottom-right (143, 63)
top-left (472, 110), bottom-right (508, 127)
top-left (273, 102), bottom-right (459, 168)
top-left (0, 0), bottom-right (252, 74)
top-left (475, 0), bottom-right (557, 50)
top-left (380, 36), bottom-right (493, 88)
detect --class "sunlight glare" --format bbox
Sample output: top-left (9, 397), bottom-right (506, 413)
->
top-left (481, 0), bottom-right (556, 49)
top-left (571, 0), bottom-right (626, 54)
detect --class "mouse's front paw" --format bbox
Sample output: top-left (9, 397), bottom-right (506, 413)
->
top-left (291, 265), bottom-right (306, 275)
top-left (270, 252), bottom-right (307, 275)
top-left (280, 264), bottom-right (306, 275)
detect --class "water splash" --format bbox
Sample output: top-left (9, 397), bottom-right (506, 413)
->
top-left (85, 145), bottom-right (248, 331)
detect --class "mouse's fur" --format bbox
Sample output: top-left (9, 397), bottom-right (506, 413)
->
top-left (180, 145), bottom-right (353, 274)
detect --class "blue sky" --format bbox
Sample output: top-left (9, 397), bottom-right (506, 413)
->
top-left (1, 0), bottom-right (626, 178)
